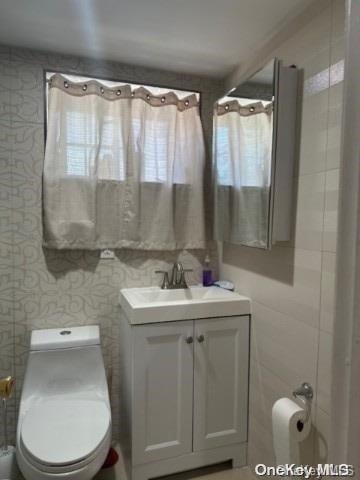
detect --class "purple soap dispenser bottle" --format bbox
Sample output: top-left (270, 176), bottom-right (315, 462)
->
top-left (202, 254), bottom-right (213, 286)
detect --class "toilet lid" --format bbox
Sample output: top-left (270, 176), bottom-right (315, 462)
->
top-left (21, 400), bottom-right (110, 466)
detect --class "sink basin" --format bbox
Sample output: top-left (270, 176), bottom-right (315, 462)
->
top-left (119, 285), bottom-right (251, 324)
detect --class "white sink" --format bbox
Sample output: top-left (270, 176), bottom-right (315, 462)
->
top-left (119, 285), bottom-right (251, 324)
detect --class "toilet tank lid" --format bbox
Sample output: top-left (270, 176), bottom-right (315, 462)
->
top-left (30, 326), bottom-right (100, 351)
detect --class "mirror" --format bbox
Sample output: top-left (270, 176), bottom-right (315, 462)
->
top-left (213, 58), bottom-right (299, 249)
top-left (213, 58), bottom-right (277, 249)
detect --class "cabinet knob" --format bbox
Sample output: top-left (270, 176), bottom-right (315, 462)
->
top-left (186, 336), bottom-right (193, 344)
top-left (197, 335), bottom-right (205, 343)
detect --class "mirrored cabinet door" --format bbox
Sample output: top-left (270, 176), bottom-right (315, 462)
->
top-left (213, 58), bottom-right (300, 249)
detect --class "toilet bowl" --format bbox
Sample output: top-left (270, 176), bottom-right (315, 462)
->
top-left (16, 325), bottom-right (112, 480)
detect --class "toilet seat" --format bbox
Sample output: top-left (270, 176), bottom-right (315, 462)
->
top-left (20, 399), bottom-right (110, 472)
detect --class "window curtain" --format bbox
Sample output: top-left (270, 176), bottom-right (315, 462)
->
top-left (214, 99), bottom-right (273, 248)
top-left (43, 74), bottom-right (205, 250)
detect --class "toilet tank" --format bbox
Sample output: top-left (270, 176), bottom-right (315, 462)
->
top-left (20, 326), bottom-right (109, 407)
top-left (30, 325), bottom-right (100, 351)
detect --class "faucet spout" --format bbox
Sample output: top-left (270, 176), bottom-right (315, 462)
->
top-left (170, 262), bottom-right (183, 287)
top-left (155, 262), bottom-right (193, 289)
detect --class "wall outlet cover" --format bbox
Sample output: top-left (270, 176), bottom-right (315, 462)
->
top-left (100, 249), bottom-right (115, 259)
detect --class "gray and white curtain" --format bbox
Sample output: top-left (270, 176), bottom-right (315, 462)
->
top-left (43, 74), bottom-right (205, 250)
top-left (214, 98), bottom-right (273, 248)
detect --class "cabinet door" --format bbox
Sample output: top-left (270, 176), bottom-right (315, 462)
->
top-left (193, 316), bottom-right (249, 451)
top-left (132, 321), bottom-right (194, 464)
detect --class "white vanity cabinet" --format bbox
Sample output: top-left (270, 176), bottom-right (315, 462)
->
top-left (119, 313), bottom-right (250, 480)
top-left (193, 317), bottom-right (249, 451)
top-left (132, 321), bottom-right (194, 464)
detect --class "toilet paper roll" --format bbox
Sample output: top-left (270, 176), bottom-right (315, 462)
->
top-left (272, 397), bottom-right (311, 465)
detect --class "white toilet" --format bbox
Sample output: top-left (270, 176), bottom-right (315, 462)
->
top-left (16, 325), bottom-right (112, 480)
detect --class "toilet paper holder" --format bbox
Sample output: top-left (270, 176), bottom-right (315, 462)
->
top-left (293, 382), bottom-right (313, 426)
top-left (292, 382), bottom-right (313, 400)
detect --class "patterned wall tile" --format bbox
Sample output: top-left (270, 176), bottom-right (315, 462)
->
top-left (0, 45), bottom-right (10, 60)
top-left (0, 118), bottom-right (12, 196)
top-left (0, 119), bottom-right (12, 185)
top-left (1, 43), bottom-right (223, 445)
top-left (0, 318), bottom-right (14, 373)
top-left (0, 398), bottom-right (16, 447)
top-left (0, 59), bottom-right (12, 122)
top-left (7, 61), bottom-right (44, 125)
top-left (0, 99), bottom-right (15, 444)
top-left (11, 48), bottom-right (83, 71)
top-left (11, 122), bottom-right (44, 184)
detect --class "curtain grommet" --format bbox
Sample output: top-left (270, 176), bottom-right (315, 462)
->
top-left (116, 89), bottom-right (121, 96)
top-left (64, 81), bottom-right (69, 88)
top-left (146, 94), bottom-right (150, 100)
top-left (249, 106), bottom-right (255, 112)
top-left (185, 100), bottom-right (189, 107)
top-left (225, 104), bottom-right (229, 111)
top-left (161, 96), bottom-right (166, 103)
top-left (82, 84), bottom-right (87, 91)
top-left (100, 87), bottom-right (105, 94)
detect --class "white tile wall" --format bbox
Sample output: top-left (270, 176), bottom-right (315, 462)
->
top-left (295, 173), bottom-right (326, 251)
top-left (221, 0), bottom-right (344, 466)
top-left (323, 169), bottom-right (339, 252)
top-left (320, 252), bottom-right (336, 333)
top-left (251, 302), bottom-right (318, 389)
top-left (317, 330), bottom-right (333, 414)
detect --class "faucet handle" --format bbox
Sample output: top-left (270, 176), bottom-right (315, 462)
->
top-left (155, 270), bottom-right (170, 289)
top-left (178, 269), bottom-right (193, 289)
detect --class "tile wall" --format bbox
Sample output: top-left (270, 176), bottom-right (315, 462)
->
top-left (220, 0), bottom-right (344, 466)
top-left (0, 0), bottom-right (345, 470)
top-left (0, 48), bottom-right (223, 445)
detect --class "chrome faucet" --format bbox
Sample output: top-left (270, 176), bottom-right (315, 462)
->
top-left (155, 262), bottom-right (193, 289)
top-left (170, 262), bottom-right (187, 289)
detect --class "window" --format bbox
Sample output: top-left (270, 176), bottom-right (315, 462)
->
top-left (46, 72), bottom-right (199, 184)
top-left (215, 97), bottom-right (273, 188)
top-left (132, 118), bottom-right (168, 183)
top-left (43, 72), bottom-right (205, 250)
top-left (216, 125), bottom-right (232, 186)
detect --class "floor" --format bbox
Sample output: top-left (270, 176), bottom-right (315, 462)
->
top-left (96, 465), bottom-right (256, 480)
top-left (95, 446), bottom-right (256, 480)
top-left (12, 445), bottom-right (256, 480)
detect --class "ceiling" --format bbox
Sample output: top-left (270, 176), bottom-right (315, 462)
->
top-left (0, 0), bottom-right (314, 78)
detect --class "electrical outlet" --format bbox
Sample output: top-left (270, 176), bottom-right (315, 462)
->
top-left (100, 249), bottom-right (115, 259)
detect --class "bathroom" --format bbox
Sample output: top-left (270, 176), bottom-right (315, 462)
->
top-left (0, 0), bottom-right (358, 478)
